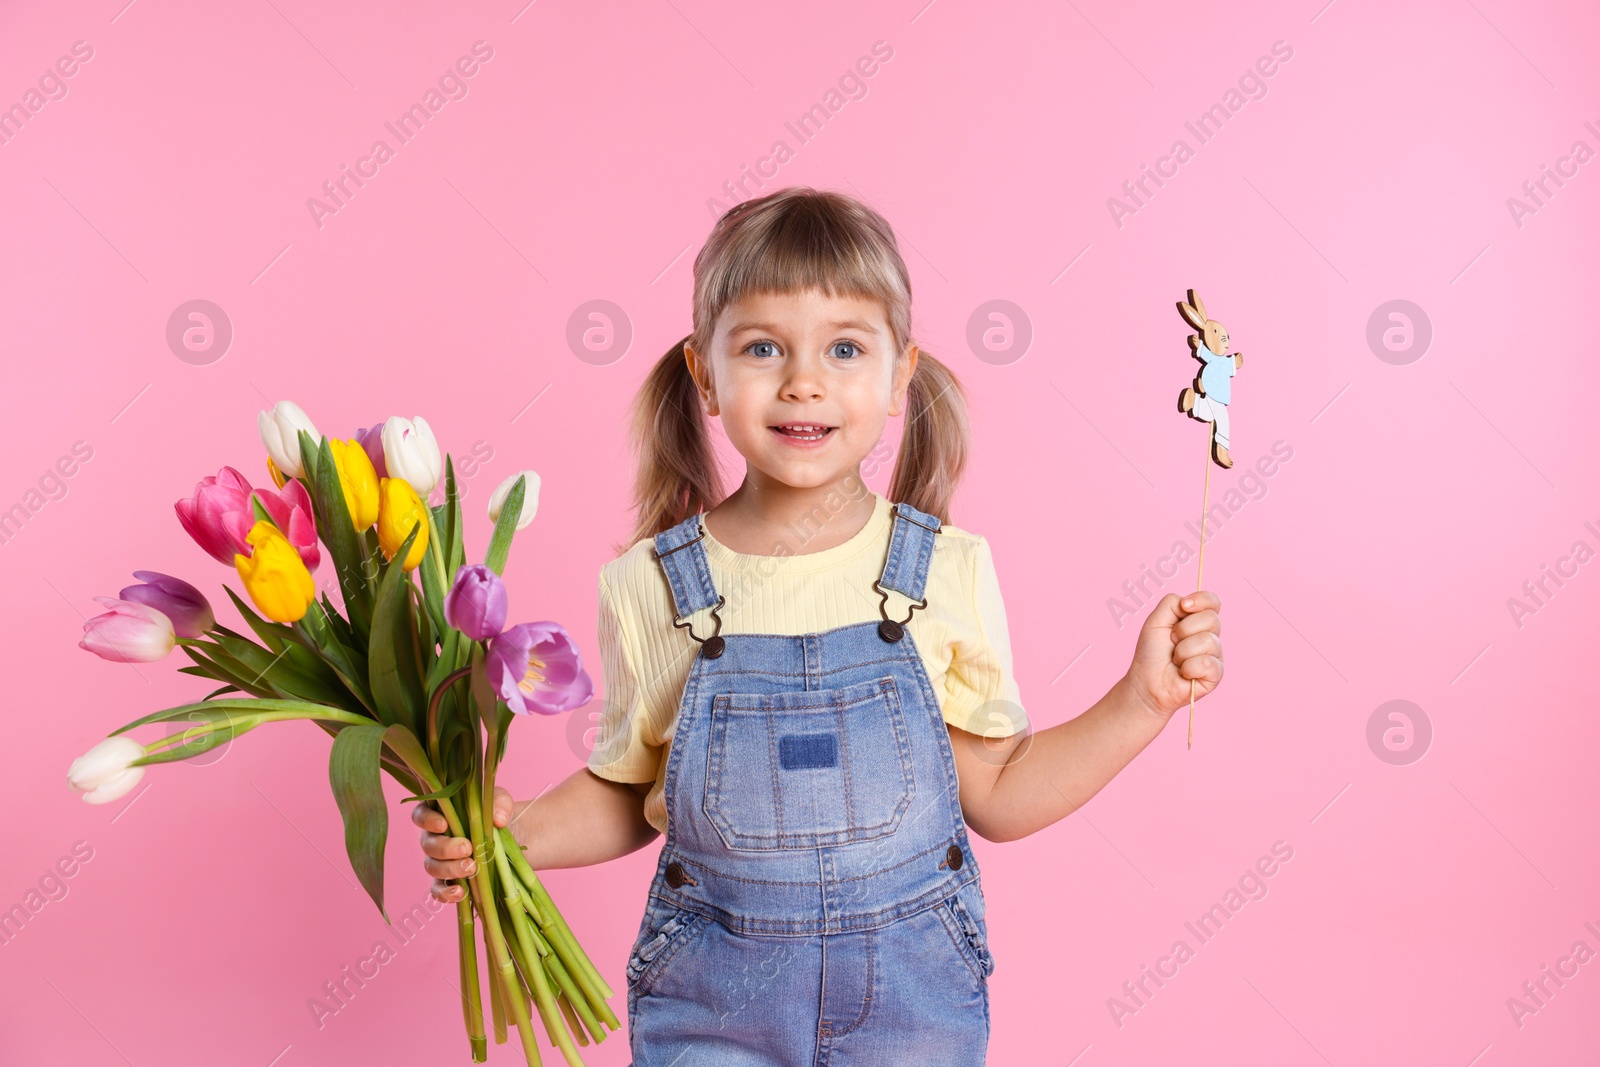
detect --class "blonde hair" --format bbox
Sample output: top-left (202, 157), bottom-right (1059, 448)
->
top-left (618, 186), bottom-right (970, 553)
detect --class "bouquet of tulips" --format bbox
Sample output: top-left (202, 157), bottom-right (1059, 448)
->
top-left (66, 401), bottom-right (618, 1065)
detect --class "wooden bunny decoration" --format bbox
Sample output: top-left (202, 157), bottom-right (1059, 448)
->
top-left (1176, 289), bottom-right (1244, 469)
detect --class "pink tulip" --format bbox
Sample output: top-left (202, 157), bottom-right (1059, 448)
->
top-left (249, 479), bottom-right (321, 573)
top-left (175, 466), bottom-right (255, 565)
top-left (175, 466), bottom-right (320, 572)
top-left (79, 597), bottom-right (176, 662)
top-left (118, 571), bottom-right (215, 639)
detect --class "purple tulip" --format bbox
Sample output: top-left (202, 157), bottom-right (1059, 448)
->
top-left (354, 421), bottom-right (389, 480)
top-left (79, 597), bottom-right (176, 662)
top-left (118, 571), bottom-right (215, 638)
top-left (485, 622), bottom-right (594, 715)
top-left (444, 564), bottom-right (508, 641)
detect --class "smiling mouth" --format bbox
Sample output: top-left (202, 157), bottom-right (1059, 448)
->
top-left (769, 423), bottom-right (835, 441)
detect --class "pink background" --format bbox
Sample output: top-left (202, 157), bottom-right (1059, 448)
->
top-left (4, 0), bottom-right (1598, 1063)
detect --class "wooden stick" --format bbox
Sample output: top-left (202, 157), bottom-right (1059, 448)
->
top-left (1189, 440), bottom-right (1213, 750)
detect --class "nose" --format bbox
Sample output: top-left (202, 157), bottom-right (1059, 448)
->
top-left (780, 355), bottom-right (825, 402)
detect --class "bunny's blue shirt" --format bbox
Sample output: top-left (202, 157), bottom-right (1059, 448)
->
top-left (1197, 342), bottom-right (1235, 405)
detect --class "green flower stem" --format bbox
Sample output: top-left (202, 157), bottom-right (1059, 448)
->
top-left (500, 827), bottom-right (618, 1007)
top-left (427, 665), bottom-right (473, 774)
top-left (523, 899), bottom-right (614, 1037)
top-left (554, 992), bottom-right (587, 1049)
top-left (464, 777), bottom-right (544, 1066)
top-left (457, 893), bottom-right (487, 1062)
top-left (138, 708), bottom-right (374, 756)
top-left (487, 942), bottom-right (509, 1047)
top-left (522, 916), bottom-right (605, 1044)
top-left (493, 845), bottom-right (583, 1065)
top-left (433, 791), bottom-right (490, 1060)
top-left (425, 508), bottom-right (451, 613)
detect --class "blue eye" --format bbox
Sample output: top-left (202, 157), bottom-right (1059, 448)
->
top-left (746, 341), bottom-right (778, 358)
top-left (830, 341), bottom-right (861, 360)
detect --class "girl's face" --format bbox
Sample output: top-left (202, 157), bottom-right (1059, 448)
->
top-left (686, 287), bottom-right (917, 493)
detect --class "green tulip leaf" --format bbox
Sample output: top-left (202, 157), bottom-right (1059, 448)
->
top-left (483, 474), bottom-right (525, 577)
top-left (399, 776), bottom-right (467, 804)
top-left (442, 455), bottom-right (466, 580)
top-left (379, 722), bottom-right (437, 788)
top-left (221, 586), bottom-right (292, 654)
top-left (109, 696), bottom-right (369, 737)
top-left (208, 629), bottom-right (351, 707)
top-left (312, 435), bottom-right (372, 633)
top-left (328, 723), bottom-right (391, 923)
top-left (368, 524), bottom-right (426, 736)
top-left (295, 428), bottom-right (321, 484)
top-left (179, 644), bottom-right (276, 699)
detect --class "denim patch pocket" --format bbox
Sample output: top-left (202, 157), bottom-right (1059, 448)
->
top-left (625, 906), bottom-right (709, 995)
top-left (703, 675), bottom-right (915, 850)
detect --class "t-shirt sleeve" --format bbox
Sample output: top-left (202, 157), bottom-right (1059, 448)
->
top-left (941, 535), bottom-right (1030, 738)
top-left (585, 569), bottom-right (664, 784)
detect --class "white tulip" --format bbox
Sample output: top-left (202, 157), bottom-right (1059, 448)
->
top-left (67, 735), bottom-right (148, 805)
top-left (381, 415), bottom-right (442, 496)
top-left (257, 400), bottom-right (321, 479)
top-left (488, 470), bottom-right (541, 531)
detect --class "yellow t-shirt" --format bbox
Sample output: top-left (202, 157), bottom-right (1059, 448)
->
top-left (586, 491), bottom-right (1029, 835)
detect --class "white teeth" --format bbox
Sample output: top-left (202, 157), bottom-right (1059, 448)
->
top-left (776, 424), bottom-right (828, 440)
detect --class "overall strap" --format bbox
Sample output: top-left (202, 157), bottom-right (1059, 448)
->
top-left (652, 513), bottom-right (727, 657)
top-left (873, 501), bottom-right (942, 643)
top-left (652, 513), bottom-right (721, 616)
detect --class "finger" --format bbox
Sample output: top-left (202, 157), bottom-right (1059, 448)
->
top-left (432, 879), bottom-right (467, 904)
top-left (424, 853), bottom-right (478, 880)
top-left (411, 803), bottom-right (448, 833)
top-left (1173, 631), bottom-right (1222, 665)
top-left (493, 788), bottom-right (514, 829)
top-left (1178, 590), bottom-right (1220, 616)
top-left (421, 831), bottom-right (474, 861)
top-left (1171, 609), bottom-right (1220, 643)
top-left (1141, 593), bottom-right (1185, 633)
top-left (1170, 611), bottom-right (1219, 644)
top-left (1178, 653), bottom-right (1223, 686)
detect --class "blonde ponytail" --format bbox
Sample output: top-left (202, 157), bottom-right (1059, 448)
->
top-left (616, 336), bottom-right (726, 553)
top-left (888, 350), bottom-right (969, 526)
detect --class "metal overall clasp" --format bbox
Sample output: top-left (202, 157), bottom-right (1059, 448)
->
top-left (873, 579), bottom-right (927, 643)
top-left (654, 521), bottom-right (727, 658)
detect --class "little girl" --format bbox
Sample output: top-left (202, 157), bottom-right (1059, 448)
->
top-left (415, 187), bottom-right (1225, 1065)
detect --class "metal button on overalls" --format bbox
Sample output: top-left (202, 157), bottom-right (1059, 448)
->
top-left (625, 500), bottom-right (994, 1065)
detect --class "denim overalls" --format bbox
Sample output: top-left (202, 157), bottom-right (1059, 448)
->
top-left (624, 500), bottom-right (996, 1066)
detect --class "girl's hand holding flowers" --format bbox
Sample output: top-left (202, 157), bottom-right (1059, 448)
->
top-left (416, 785), bottom-right (517, 904)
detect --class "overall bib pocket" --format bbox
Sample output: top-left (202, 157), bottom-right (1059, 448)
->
top-left (702, 675), bottom-right (915, 851)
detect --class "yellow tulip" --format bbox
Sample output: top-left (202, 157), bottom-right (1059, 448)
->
top-left (377, 477), bottom-right (429, 571)
top-left (328, 438), bottom-right (380, 531)
top-left (234, 520), bottom-right (316, 623)
top-left (266, 455), bottom-right (287, 489)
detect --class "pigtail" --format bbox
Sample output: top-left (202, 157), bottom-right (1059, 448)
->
top-left (618, 336), bottom-right (726, 553)
top-left (888, 349), bottom-right (969, 527)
